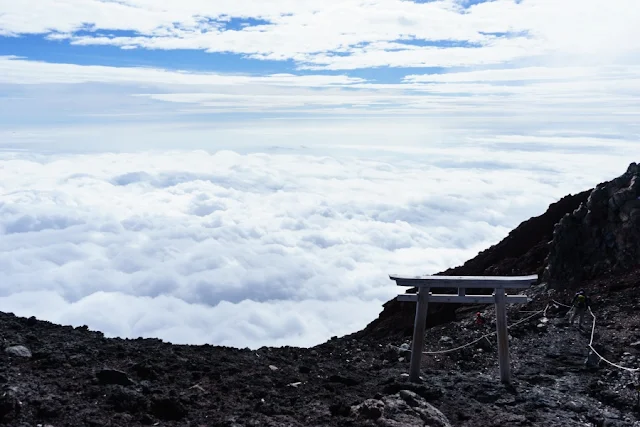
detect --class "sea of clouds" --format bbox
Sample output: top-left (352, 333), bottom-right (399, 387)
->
top-left (0, 132), bottom-right (634, 348)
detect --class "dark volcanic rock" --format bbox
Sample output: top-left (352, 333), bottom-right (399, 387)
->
top-left (329, 401), bottom-right (352, 417)
top-left (34, 395), bottom-right (63, 419)
top-left (150, 397), bottom-right (187, 421)
top-left (327, 374), bottom-right (360, 386)
top-left (107, 387), bottom-right (148, 413)
top-left (96, 368), bottom-right (134, 386)
top-left (0, 386), bottom-right (21, 421)
top-left (544, 162), bottom-right (640, 286)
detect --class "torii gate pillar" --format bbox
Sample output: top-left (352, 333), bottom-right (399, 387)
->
top-left (408, 287), bottom-right (429, 382)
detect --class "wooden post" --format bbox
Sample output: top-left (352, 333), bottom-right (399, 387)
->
top-left (409, 287), bottom-right (429, 382)
top-left (494, 288), bottom-right (511, 384)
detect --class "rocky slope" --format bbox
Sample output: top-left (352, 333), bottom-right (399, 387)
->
top-left (1, 163), bottom-right (640, 427)
top-left (2, 268), bottom-right (640, 427)
top-left (544, 162), bottom-right (640, 286)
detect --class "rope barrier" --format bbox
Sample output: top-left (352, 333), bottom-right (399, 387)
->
top-left (552, 298), bottom-right (639, 372)
top-left (422, 333), bottom-right (493, 355)
top-left (552, 299), bottom-right (572, 308)
top-left (421, 305), bottom-right (549, 355)
top-left (390, 297), bottom-right (640, 375)
top-left (551, 298), bottom-right (639, 372)
top-left (586, 307), bottom-right (639, 373)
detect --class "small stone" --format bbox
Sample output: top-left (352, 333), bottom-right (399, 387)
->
top-left (268, 365), bottom-right (278, 371)
top-left (5, 345), bottom-right (32, 358)
top-left (356, 399), bottom-right (384, 420)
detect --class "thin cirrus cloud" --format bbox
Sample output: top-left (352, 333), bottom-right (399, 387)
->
top-left (0, 145), bottom-right (633, 348)
top-left (1, 56), bottom-right (639, 120)
top-left (0, 56), bottom-right (363, 87)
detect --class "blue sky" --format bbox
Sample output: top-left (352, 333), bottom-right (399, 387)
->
top-left (1, 33), bottom-right (298, 74)
top-left (0, 33), bottom-right (451, 85)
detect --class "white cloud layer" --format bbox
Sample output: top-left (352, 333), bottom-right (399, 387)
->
top-left (0, 144), bottom-right (632, 348)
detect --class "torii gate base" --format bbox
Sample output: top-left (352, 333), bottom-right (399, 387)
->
top-left (391, 274), bottom-right (537, 384)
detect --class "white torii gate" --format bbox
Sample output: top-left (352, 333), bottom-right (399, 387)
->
top-left (390, 274), bottom-right (538, 384)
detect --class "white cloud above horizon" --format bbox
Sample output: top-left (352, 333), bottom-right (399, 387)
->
top-left (0, 146), bottom-right (633, 348)
top-left (2, 55), bottom-right (639, 121)
top-left (1, 0), bottom-right (639, 70)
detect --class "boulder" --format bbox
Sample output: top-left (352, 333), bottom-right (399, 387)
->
top-left (352, 391), bottom-right (451, 427)
top-left (5, 346), bottom-right (32, 358)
